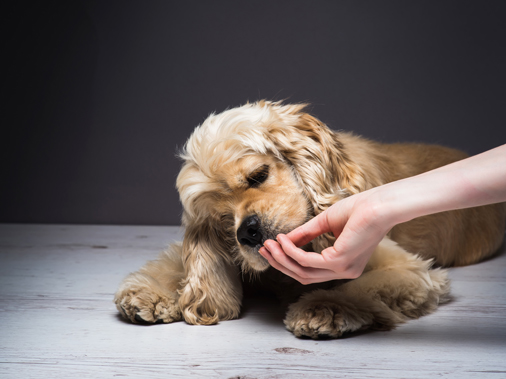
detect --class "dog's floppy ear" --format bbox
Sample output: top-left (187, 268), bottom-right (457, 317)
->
top-left (263, 102), bottom-right (368, 213)
top-left (177, 213), bottom-right (242, 325)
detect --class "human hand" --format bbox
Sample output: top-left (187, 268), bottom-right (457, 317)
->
top-left (259, 189), bottom-right (393, 284)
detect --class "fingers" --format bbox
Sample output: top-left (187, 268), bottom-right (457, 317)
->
top-left (274, 234), bottom-right (332, 270)
top-left (262, 233), bottom-right (371, 281)
top-left (258, 245), bottom-right (305, 281)
top-left (259, 240), bottom-right (339, 284)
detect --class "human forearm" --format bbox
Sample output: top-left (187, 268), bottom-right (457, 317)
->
top-left (375, 144), bottom-right (506, 226)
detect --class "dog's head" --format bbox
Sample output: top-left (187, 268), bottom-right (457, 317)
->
top-left (177, 101), bottom-right (366, 274)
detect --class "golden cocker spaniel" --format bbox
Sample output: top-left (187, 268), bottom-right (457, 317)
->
top-left (115, 101), bottom-right (505, 339)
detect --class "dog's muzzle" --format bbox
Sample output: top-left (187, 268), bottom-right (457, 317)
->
top-left (237, 215), bottom-right (263, 247)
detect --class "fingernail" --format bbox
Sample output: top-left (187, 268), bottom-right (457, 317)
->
top-left (266, 238), bottom-right (278, 245)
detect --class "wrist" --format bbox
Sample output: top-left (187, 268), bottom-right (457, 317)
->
top-left (355, 186), bottom-right (404, 233)
top-left (373, 169), bottom-right (466, 226)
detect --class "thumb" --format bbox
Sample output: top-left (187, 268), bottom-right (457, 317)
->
top-left (287, 203), bottom-right (348, 247)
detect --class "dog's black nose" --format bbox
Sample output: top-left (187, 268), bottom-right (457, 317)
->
top-left (237, 215), bottom-right (263, 247)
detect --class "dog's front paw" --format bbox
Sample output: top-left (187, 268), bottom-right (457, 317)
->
top-left (115, 286), bottom-right (181, 324)
top-left (284, 294), bottom-right (375, 339)
top-left (284, 302), bottom-right (347, 339)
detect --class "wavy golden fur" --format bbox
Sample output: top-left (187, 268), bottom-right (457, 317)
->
top-left (115, 101), bottom-right (505, 338)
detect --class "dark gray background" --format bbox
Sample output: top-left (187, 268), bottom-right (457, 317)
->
top-left (3, 0), bottom-right (506, 225)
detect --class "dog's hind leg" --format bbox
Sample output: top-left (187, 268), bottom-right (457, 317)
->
top-left (283, 238), bottom-right (450, 339)
top-left (114, 243), bottom-right (185, 324)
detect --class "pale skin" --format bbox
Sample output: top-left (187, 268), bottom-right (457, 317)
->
top-left (259, 144), bottom-right (506, 284)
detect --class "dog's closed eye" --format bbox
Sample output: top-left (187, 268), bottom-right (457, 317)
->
top-left (247, 165), bottom-right (269, 188)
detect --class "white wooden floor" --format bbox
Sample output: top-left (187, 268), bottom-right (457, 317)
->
top-left (0, 224), bottom-right (505, 378)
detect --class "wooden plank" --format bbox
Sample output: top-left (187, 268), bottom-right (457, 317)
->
top-left (0, 225), bottom-right (505, 378)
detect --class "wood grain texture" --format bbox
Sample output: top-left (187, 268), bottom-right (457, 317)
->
top-left (0, 224), bottom-right (505, 378)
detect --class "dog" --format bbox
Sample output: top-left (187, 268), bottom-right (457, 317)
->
top-left (115, 101), bottom-right (505, 339)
